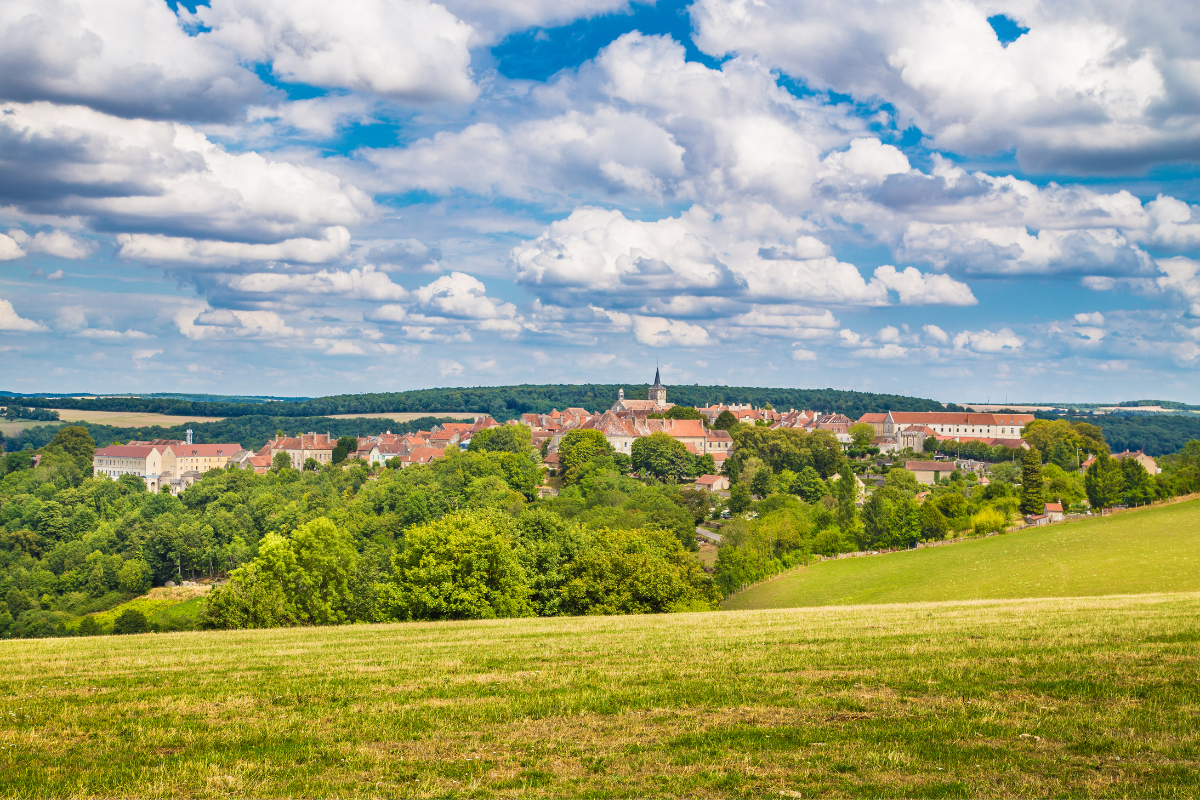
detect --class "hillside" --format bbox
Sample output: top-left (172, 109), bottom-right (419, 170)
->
top-left (3, 384), bottom-right (951, 422)
top-left (3, 593), bottom-right (1197, 797)
top-left (723, 500), bottom-right (1200, 610)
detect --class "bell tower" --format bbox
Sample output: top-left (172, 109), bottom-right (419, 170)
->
top-left (649, 367), bottom-right (666, 406)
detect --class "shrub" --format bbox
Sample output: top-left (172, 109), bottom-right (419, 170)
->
top-left (972, 507), bottom-right (1007, 535)
top-left (77, 616), bottom-right (102, 636)
top-left (112, 609), bottom-right (149, 635)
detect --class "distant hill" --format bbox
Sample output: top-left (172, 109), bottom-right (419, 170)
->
top-left (3, 384), bottom-right (952, 422)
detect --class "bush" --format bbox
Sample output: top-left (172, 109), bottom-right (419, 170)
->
top-left (112, 609), bottom-right (149, 635)
top-left (77, 616), bottom-right (102, 636)
top-left (971, 507), bottom-right (1007, 535)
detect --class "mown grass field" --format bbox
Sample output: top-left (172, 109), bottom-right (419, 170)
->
top-left (327, 412), bottom-right (479, 423)
top-left (723, 499), bottom-right (1200, 611)
top-left (51, 409), bottom-right (227, 427)
top-left (2, 593), bottom-right (1198, 797)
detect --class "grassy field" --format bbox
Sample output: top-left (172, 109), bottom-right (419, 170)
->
top-left (1, 593), bottom-right (1197, 797)
top-left (81, 586), bottom-right (209, 633)
top-left (723, 499), bottom-right (1200, 611)
top-left (51, 409), bottom-right (227, 426)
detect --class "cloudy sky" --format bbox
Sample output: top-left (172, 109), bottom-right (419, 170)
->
top-left (3, 0), bottom-right (1200, 402)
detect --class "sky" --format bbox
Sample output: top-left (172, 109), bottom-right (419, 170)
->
top-left (3, 0), bottom-right (1200, 404)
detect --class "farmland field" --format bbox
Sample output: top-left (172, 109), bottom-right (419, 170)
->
top-left (2, 593), bottom-right (1198, 797)
top-left (723, 499), bottom-right (1200, 611)
top-left (50, 408), bottom-right (227, 427)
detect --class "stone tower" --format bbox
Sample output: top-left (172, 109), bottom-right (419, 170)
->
top-left (649, 367), bottom-right (666, 406)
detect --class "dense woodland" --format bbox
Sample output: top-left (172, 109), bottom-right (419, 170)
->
top-left (5, 384), bottom-right (951, 422)
top-left (1036, 412), bottom-right (1200, 456)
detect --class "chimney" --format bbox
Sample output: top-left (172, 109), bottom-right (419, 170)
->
top-left (186, 429), bottom-right (193, 445)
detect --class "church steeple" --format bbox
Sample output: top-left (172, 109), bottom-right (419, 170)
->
top-left (649, 367), bottom-right (666, 406)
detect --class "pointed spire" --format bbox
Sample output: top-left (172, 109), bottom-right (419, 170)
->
top-left (652, 367), bottom-right (663, 388)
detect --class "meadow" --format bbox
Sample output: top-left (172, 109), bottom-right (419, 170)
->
top-left (723, 499), bottom-right (1200, 611)
top-left (1, 592), bottom-right (1197, 798)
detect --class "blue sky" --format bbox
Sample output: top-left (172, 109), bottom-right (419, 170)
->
top-left (3, 0), bottom-right (1200, 404)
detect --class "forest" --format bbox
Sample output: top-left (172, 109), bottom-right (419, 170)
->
top-left (1036, 412), bottom-right (1200, 456)
top-left (4, 384), bottom-right (952, 422)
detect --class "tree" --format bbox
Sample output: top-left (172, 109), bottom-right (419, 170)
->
top-left (692, 453), bottom-right (716, 476)
top-left (1085, 455), bottom-right (1124, 510)
top-left (631, 432), bottom-right (691, 481)
top-left (728, 483), bottom-right (752, 513)
top-left (918, 502), bottom-right (949, 541)
top-left (382, 510), bottom-right (532, 621)
top-left (112, 609), bottom-right (149, 635)
top-left (883, 468), bottom-right (920, 495)
top-left (832, 468), bottom-right (859, 536)
top-left (650, 406), bottom-right (704, 421)
top-left (849, 423), bottom-right (876, 448)
top-left (47, 426), bottom-right (96, 472)
top-left (77, 616), bottom-right (102, 636)
top-left (117, 559), bottom-right (151, 596)
top-left (303, 457), bottom-right (321, 471)
top-left (558, 429), bottom-right (615, 473)
top-left (713, 410), bottom-right (739, 430)
top-left (1019, 447), bottom-right (1045, 516)
top-left (750, 466), bottom-right (776, 498)
top-left (271, 451), bottom-right (292, 472)
top-left (470, 424), bottom-right (532, 454)
top-left (924, 435), bottom-right (938, 453)
top-left (1120, 459), bottom-right (1155, 506)
top-left (791, 466), bottom-right (828, 502)
top-left (332, 435), bottom-right (357, 465)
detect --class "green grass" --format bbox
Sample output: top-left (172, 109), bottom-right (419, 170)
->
top-left (723, 499), bottom-right (1200, 611)
top-left (82, 587), bottom-right (208, 633)
top-left (2, 593), bottom-right (1198, 797)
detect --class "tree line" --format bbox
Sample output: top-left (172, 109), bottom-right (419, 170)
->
top-left (5, 384), bottom-right (952, 423)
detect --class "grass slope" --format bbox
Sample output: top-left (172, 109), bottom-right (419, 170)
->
top-left (2, 594), bottom-right (1197, 797)
top-left (83, 587), bottom-right (209, 633)
top-left (724, 500), bottom-right (1200, 611)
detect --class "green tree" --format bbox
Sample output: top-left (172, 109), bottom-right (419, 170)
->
top-left (1085, 455), bottom-right (1125, 510)
top-left (918, 502), bottom-right (949, 541)
top-left (750, 465), bottom-right (776, 497)
top-left (713, 410), bottom-right (739, 430)
top-left (332, 435), bottom-right (358, 464)
top-left (728, 483), bottom-right (752, 513)
top-left (117, 559), bottom-right (151, 595)
top-left (46, 425), bottom-right (96, 472)
top-left (923, 435), bottom-right (938, 453)
top-left (631, 432), bottom-right (691, 481)
top-left (558, 430), bottom-right (615, 474)
top-left (77, 616), bottom-right (102, 636)
top-left (849, 423), bottom-right (876, 448)
top-left (791, 466), bottom-right (828, 502)
top-left (832, 468), bottom-right (859, 535)
top-left (1019, 447), bottom-right (1045, 515)
top-left (1120, 459), bottom-right (1155, 506)
top-left (112, 609), bottom-right (149, 635)
top-left (382, 510), bottom-right (532, 621)
top-left (650, 406), bottom-right (704, 421)
top-left (303, 457), bottom-right (321, 471)
top-left (470, 424), bottom-right (532, 454)
top-left (271, 451), bottom-right (292, 472)
top-left (884, 468), bottom-right (920, 495)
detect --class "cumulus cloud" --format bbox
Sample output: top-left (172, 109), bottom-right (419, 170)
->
top-left (225, 265), bottom-right (408, 301)
top-left (413, 272), bottom-right (520, 321)
top-left (631, 316), bottom-right (711, 347)
top-left (0, 0), bottom-right (263, 121)
top-left (0, 103), bottom-right (372, 243)
top-left (9, 229), bottom-right (93, 259)
top-left (440, 0), bottom-right (635, 44)
top-left (953, 328), bottom-right (1023, 353)
top-left (690, 0), bottom-right (1200, 171)
top-left (193, 0), bottom-right (477, 104)
top-left (118, 228), bottom-right (351, 266)
top-left (176, 306), bottom-right (297, 340)
top-left (0, 296), bottom-right (47, 331)
top-left (0, 233), bottom-right (23, 260)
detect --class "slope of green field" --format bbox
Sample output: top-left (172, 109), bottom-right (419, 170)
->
top-left (2, 594), bottom-right (1198, 797)
top-left (723, 500), bottom-right (1200, 611)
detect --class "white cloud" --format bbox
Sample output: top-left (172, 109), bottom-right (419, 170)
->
top-left (1074, 311), bottom-right (1105, 326)
top-left (176, 306), bottom-right (297, 340)
top-left (439, 0), bottom-right (634, 45)
top-left (631, 316), bottom-right (711, 347)
top-left (691, 0), bottom-right (1200, 171)
top-left (413, 272), bottom-right (519, 321)
top-left (225, 264), bottom-right (407, 301)
top-left (0, 297), bottom-right (47, 331)
top-left (132, 348), bottom-right (161, 360)
top-left (923, 324), bottom-right (949, 343)
top-left (0, 233), bottom-right (23, 260)
top-left (953, 328), bottom-right (1023, 354)
top-left (872, 264), bottom-right (976, 305)
top-left (791, 348), bottom-right (817, 361)
top-left (75, 328), bottom-right (152, 340)
top-left (20, 230), bottom-right (93, 259)
top-left (0, 103), bottom-right (372, 243)
top-left (0, 0), bottom-right (262, 121)
top-left (439, 359), bottom-right (464, 377)
top-left (194, 0), bottom-right (476, 104)
top-left (117, 228), bottom-right (351, 266)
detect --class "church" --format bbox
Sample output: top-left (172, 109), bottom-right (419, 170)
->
top-left (610, 369), bottom-right (674, 414)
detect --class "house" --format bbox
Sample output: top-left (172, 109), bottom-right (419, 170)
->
top-left (694, 474), bottom-right (730, 492)
top-left (882, 411), bottom-right (1034, 439)
top-left (228, 448), bottom-right (272, 474)
top-left (1025, 513), bottom-right (1049, 526)
top-left (92, 445), bottom-right (174, 491)
top-left (705, 429), bottom-right (734, 456)
top-left (1044, 502), bottom-right (1064, 522)
top-left (398, 447), bottom-right (445, 467)
top-left (173, 442), bottom-right (242, 474)
top-left (264, 432), bottom-right (336, 469)
top-left (857, 412), bottom-right (888, 435)
top-left (1111, 450), bottom-right (1160, 474)
top-left (814, 413), bottom-right (853, 434)
top-left (898, 425), bottom-right (935, 452)
top-left (903, 460), bottom-right (958, 485)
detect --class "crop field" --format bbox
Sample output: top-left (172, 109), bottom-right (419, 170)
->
top-left (50, 409), bottom-right (228, 427)
top-left (2, 592), bottom-right (1198, 798)
top-left (724, 499), bottom-right (1200, 611)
